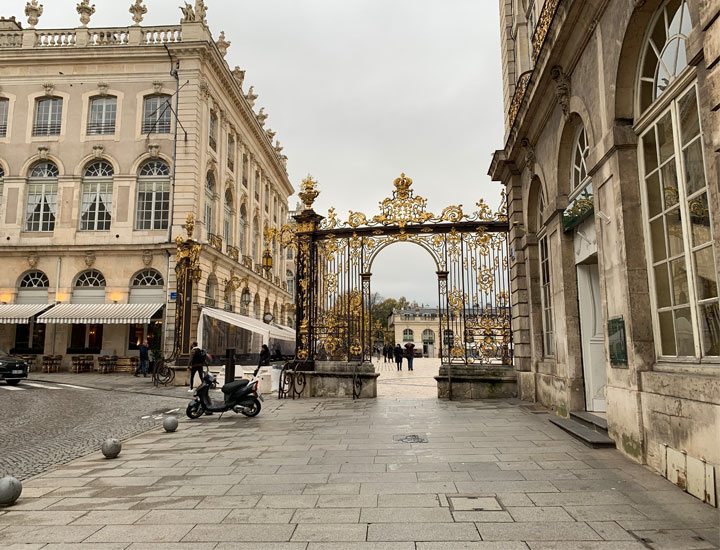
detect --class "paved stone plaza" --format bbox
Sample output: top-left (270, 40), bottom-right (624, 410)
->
top-left (1, 394), bottom-right (718, 549)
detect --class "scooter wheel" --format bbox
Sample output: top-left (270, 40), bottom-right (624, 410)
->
top-left (240, 398), bottom-right (261, 417)
top-left (186, 402), bottom-right (204, 419)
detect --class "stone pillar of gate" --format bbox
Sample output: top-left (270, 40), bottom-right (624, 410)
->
top-left (290, 176), bottom-right (379, 398)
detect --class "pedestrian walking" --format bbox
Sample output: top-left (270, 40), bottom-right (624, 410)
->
top-left (187, 341), bottom-right (208, 392)
top-left (404, 341), bottom-right (415, 371)
top-left (394, 343), bottom-right (404, 371)
top-left (375, 346), bottom-right (381, 362)
top-left (383, 344), bottom-right (390, 363)
top-left (258, 344), bottom-right (271, 368)
top-left (133, 339), bottom-right (149, 377)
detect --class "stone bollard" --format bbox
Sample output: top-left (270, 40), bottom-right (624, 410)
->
top-left (0, 476), bottom-right (22, 507)
top-left (101, 438), bottom-right (121, 459)
top-left (163, 416), bottom-right (179, 432)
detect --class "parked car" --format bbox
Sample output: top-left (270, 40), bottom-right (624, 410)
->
top-left (0, 350), bottom-right (29, 386)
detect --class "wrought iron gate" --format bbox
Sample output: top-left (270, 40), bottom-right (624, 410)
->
top-left (275, 173), bottom-right (512, 397)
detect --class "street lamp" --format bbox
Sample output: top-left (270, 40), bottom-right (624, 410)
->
top-left (262, 247), bottom-right (272, 273)
top-left (240, 288), bottom-right (251, 315)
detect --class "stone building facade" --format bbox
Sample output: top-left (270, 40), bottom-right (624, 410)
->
top-left (489, 0), bottom-right (719, 504)
top-left (388, 308), bottom-right (440, 358)
top-left (0, 2), bottom-right (294, 366)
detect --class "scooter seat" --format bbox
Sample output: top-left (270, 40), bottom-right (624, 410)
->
top-left (221, 379), bottom-right (250, 394)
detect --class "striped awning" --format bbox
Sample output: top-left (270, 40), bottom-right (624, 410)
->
top-left (0, 304), bottom-right (53, 324)
top-left (37, 303), bottom-right (163, 324)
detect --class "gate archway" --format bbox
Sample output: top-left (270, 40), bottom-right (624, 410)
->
top-left (273, 173), bottom-right (512, 398)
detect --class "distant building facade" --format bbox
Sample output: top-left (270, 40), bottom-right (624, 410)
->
top-left (490, 0), bottom-right (719, 504)
top-left (0, 4), bottom-right (294, 366)
top-left (388, 308), bottom-right (439, 357)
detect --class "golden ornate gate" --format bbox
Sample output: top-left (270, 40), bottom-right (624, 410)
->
top-left (273, 173), bottom-right (511, 398)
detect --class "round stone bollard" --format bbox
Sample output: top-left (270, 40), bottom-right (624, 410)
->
top-left (101, 438), bottom-right (122, 459)
top-left (0, 476), bottom-right (22, 507)
top-left (163, 415), bottom-right (178, 432)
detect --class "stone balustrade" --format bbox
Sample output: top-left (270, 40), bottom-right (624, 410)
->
top-left (0, 25), bottom-right (183, 49)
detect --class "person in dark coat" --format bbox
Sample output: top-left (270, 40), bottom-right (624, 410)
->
top-left (187, 341), bottom-right (208, 391)
top-left (258, 344), bottom-right (271, 368)
top-left (404, 342), bottom-right (415, 371)
top-left (134, 340), bottom-right (149, 377)
top-left (393, 343), bottom-right (404, 371)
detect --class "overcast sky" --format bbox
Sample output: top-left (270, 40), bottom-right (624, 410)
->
top-left (4, 0), bottom-right (505, 305)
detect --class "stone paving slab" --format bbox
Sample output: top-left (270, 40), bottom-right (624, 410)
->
top-left (1, 397), bottom-right (718, 548)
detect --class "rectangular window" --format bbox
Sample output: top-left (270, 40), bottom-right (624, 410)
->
top-left (227, 135), bottom-right (235, 171)
top-left (286, 247), bottom-right (293, 260)
top-left (128, 324), bottom-right (145, 351)
top-left (80, 180), bottom-right (112, 231)
top-left (539, 234), bottom-right (555, 357)
top-left (254, 172), bottom-right (259, 200)
top-left (204, 193), bottom-right (213, 233)
top-left (209, 112), bottom-right (217, 150)
top-left (25, 182), bottom-right (57, 232)
top-left (641, 85), bottom-right (719, 359)
top-left (13, 322), bottom-right (45, 354)
top-left (242, 154), bottom-right (248, 187)
top-left (135, 180), bottom-right (169, 230)
top-left (87, 96), bottom-right (117, 135)
top-left (33, 97), bottom-right (63, 136)
top-left (68, 323), bottom-right (103, 353)
top-left (223, 211), bottom-right (231, 246)
top-left (0, 98), bottom-right (8, 137)
top-left (142, 96), bottom-right (171, 134)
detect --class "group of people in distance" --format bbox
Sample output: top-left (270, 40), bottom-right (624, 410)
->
top-left (376, 342), bottom-right (415, 371)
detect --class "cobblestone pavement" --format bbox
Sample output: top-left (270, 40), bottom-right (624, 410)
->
top-left (1, 396), bottom-right (718, 549)
top-left (375, 357), bottom-right (440, 398)
top-left (0, 379), bottom-right (189, 481)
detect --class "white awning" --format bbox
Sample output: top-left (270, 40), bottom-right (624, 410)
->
top-left (197, 307), bottom-right (272, 347)
top-left (37, 303), bottom-right (164, 324)
top-left (269, 323), bottom-right (296, 341)
top-left (0, 303), bottom-right (53, 324)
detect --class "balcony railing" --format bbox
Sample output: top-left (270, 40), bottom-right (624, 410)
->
top-left (226, 244), bottom-right (239, 261)
top-left (0, 123), bottom-right (7, 137)
top-left (508, 71), bottom-right (532, 130)
top-left (87, 122), bottom-right (116, 135)
top-left (33, 122), bottom-right (62, 136)
top-left (507, 0), bottom-right (562, 130)
top-left (242, 255), bottom-right (253, 269)
top-left (207, 232), bottom-right (223, 251)
top-left (0, 25), bottom-right (183, 50)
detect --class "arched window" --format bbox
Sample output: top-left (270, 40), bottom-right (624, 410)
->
top-left (286, 270), bottom-right (295, 297)
top-left (80, 161), bottom-right (113, 231)
top-left (403, 329), bottom-right (414, 342)
top-left (136, 160), bottom-right (170, 230)
top-left (570, 126), bottom-right (590, 193)
top-left (19, 271), bottom-right (49, 288)
top-left (224, 189), bottom-right (233, 247)
top-left (72, 270), bottom-right (106, 304)
top-left (422, 329), bottom-right (435, 343)
top-left (142, 95), bottom-right (172, 134)
top-left (88, 96), bottom-right (117, 135)
top-left (239, 204), bottom-right (247, 254)
top-left (25, 161), bottom-right (58, 232)
top-left (637, 3), bottom-right (718, 359)
top-left (638, 0), bottom-right (692, 113)
top-left (131, 269), bottom-right (164, 287)
top-left (75, 270), bottom-right (106, 287)
top-left (205, 172), bottom-right (216, 235)
top-left (130, 269), bottom-right (164, 304)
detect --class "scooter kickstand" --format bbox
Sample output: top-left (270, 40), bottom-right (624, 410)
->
top-left (218, 411), bottom-right (225, 420)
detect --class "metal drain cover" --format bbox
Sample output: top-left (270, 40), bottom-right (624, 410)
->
top-left (393, 434), bottom-right (428, 443)
top-left (448, 496), bottom-right (503, 511)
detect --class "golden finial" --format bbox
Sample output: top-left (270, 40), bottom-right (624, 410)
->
top-left (393, 172), bottom-right (413, 200)
top-left (299, 174), bottom-right (320, 210)
top-left (185, 212), bottom-right (195, 239)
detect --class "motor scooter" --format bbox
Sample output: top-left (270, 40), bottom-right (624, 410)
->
top-left (186, 366), bottom-right (263, 419)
